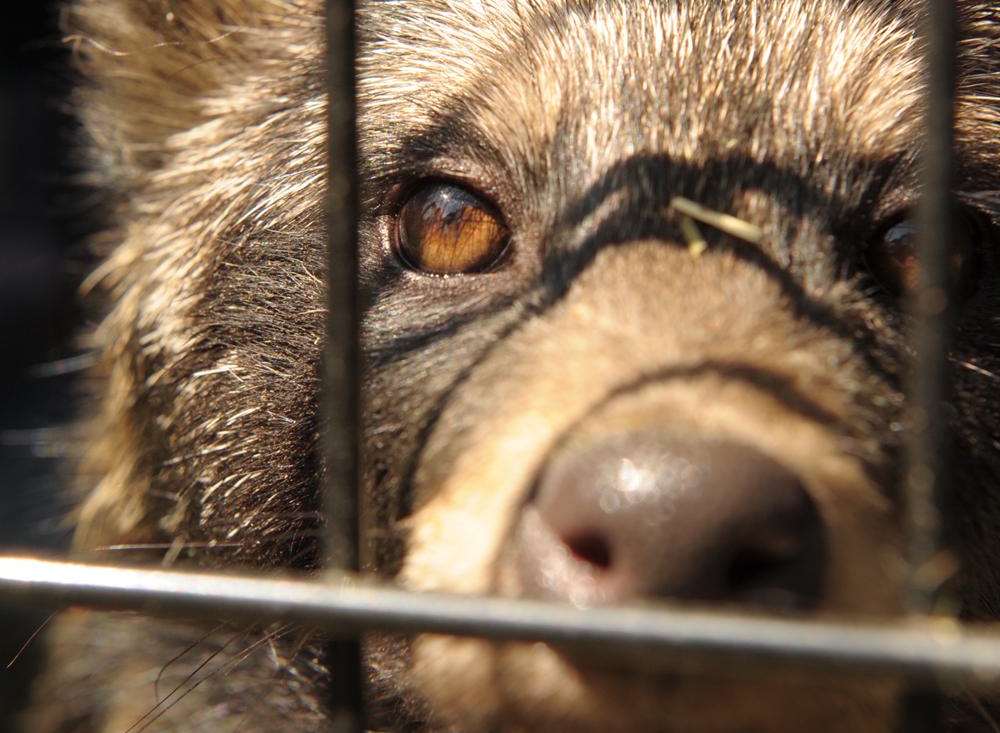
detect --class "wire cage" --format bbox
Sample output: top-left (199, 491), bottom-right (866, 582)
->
top-left (0, 1), bottom-right (985, 731)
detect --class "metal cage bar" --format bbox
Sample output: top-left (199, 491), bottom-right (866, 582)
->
top-left (324, 0), bottom-right (362, 729)
top-left (907, 0), bottom-right (958, 617)
top-left (0, 1), bottom-right (976, 730)
top-left (5, 557), bottom-right (1000, 686)
top-left (900, 3), bottom-right (959, 730)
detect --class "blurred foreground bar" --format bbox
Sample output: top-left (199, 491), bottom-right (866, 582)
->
top-left (906, 0), bottom-right (957, 617)
top-left (901, 1), bottom-right (959, 730)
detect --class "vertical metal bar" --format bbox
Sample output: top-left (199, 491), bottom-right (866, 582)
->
top-left (900, 1), bottom-right (958, 730)
top-left (324, 0), bottom-right (362, 731)
top-left (907, 0), bottom-right (957, 625)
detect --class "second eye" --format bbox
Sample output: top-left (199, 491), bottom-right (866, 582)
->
top-left (863, 211), bottom-right (981, 302)
top-left (396, 183), bottom-right (510, 275)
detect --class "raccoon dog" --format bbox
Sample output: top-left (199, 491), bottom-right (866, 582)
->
top-left (24, 1), bottom-right (1000, 731)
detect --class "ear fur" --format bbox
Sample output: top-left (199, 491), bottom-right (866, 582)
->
top-left (63, 0), bottom-right (304, 189)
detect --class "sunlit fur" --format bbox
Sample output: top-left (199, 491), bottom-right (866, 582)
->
top-left (23, 1), bottom-right (1000, 731)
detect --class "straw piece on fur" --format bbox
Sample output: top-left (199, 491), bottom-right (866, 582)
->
top-left (669, 196), bottom-right (765, 245)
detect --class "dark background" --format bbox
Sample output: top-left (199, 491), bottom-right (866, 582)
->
top-left (1, 4), bottom-right (86, 725)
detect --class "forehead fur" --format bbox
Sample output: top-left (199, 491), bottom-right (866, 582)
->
top-left (359, 1), bottom-right (994, 188)
top-left (67, 1), bottom-right (1000, 216)
top-left (361, 0), bottom-right (1000, 229)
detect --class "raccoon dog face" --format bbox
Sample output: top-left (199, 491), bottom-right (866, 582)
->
top-left (51, 0), bottom-right (1000, 731)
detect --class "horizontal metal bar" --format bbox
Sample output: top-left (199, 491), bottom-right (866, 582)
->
top-left (4, 556), bottom-right (1000, 688)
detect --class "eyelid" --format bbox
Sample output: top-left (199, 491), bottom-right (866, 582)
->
top-left (386, 163), bottom-right (515, 220)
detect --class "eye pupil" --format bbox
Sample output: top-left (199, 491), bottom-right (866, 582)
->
top-left (397, 183), bottom-right (509, 275)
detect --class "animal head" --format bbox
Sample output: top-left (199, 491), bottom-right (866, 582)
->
top-left (62, 1), bottom-right (1000, 730)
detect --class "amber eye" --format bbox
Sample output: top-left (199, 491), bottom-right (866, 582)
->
top-left (864, 214), bottom-right (979, 301)
top-left (395, 183), bottom-right (510, 275)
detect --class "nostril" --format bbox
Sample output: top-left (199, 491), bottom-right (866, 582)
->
top-left (724, 528), bottom-right (823, 610)
top-left (726, 548), bottom-right (798, 606)
top-left (565, 531), bottom-right (613, 571)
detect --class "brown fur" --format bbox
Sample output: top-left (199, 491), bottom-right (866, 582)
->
top-left (22, 0), bottom-right (1000, 730)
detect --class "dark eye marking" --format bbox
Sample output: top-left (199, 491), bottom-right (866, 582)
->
top-left (395, 183), bottom-right (510, 275)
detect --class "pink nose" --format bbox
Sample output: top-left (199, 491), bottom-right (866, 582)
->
top-left (512, 432), bottom-right (825, 610)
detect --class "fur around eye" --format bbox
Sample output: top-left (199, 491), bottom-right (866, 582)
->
top-left (396, 183), bottom-right (510, 275)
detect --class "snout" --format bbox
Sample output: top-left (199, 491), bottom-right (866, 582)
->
top-left (512, 431), bottom-right (826, 610)
top-left (403, 244), bottom-right (900, 729)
